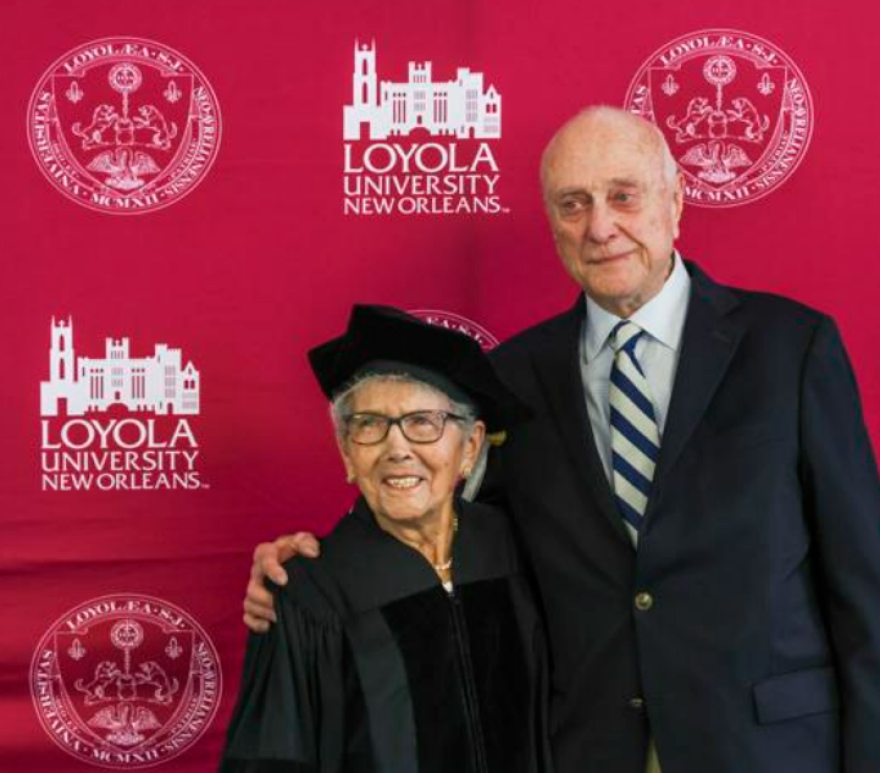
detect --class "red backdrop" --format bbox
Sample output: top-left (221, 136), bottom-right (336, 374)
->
top-left (2, 1), bottom-right (878, 771)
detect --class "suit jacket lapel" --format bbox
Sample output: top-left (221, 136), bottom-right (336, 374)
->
top-left (531, 297), bottom-right (633, 546)
top-left (648, 263), bottom-right (745, 510)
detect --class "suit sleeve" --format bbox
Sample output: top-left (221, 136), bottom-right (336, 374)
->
top-left (800, 315), bottom-right (880, 772)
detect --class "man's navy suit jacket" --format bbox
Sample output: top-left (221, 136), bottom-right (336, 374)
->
top-left (485, 262), bottom-right (880, 773)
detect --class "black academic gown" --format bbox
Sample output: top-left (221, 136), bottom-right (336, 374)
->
top-left (220, 497), bottom-right (551, 773)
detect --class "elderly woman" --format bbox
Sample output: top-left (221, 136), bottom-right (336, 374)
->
top-left (220, 305), bottom-right (550, 773)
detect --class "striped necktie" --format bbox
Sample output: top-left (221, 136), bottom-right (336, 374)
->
top-left (609, 321), bottom-right (660, 543)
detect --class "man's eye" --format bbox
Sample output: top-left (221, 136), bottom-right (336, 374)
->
top-left (558, 199), bottom-right (584, 214)
top-left (612, 192), bottom-right (636, 205)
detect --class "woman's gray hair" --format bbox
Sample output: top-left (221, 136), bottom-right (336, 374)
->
top-left (330, 372), bottom-right (479, 441)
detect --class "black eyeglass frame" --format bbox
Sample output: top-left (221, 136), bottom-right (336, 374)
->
top-left (343, 410), bottom-right (469, 445)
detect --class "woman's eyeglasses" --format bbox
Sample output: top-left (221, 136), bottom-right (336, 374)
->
top-left (344, 410), bottom-right (467, 445)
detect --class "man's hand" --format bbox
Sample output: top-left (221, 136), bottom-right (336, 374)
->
top-left (242, 533), bottom-right (320, 632)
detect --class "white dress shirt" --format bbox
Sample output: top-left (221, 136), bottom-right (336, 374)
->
top-left (577, 252), bottom-right (691, 773)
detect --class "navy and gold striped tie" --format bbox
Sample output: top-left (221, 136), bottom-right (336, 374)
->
top-left (609, 321), bottom-right (660, 544)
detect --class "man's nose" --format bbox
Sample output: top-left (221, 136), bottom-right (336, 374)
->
top-left (586, 202), bottom-right (618, 243)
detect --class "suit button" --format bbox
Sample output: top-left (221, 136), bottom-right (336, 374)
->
top-left (634, 592), bottom-right (654, 611)
top-left (629, 697), bottom-right (645, 710)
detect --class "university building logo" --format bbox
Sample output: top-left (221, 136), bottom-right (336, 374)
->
top-left (343, 40), bottom-right (506, 216)
top-left (625, 30), bottom-right (813, 207)
top-left (28, 38), bottom-right (221, 214)
top-left (40, 318), bottom-right (205, 492)
top-left (343, 42), bottom-right (500, 141)
top-left (31, 595), bottom-right (222, 769)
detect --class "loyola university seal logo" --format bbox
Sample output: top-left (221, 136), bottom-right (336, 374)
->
top-left (39, 318), bottom-right (206, 492)
top-left (343, 40), bottom-right (506, 216)
top-left (625, 30), bottom-right (813, 207)
top-left (27, 38), bottom-right (221, 214)
top-left (31, 595), bottom-right (221, 769)
top-left (410, 309), bottom-right (499, 351)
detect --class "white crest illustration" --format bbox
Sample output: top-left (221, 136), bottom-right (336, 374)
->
top-left (664, 55), bottom-right (770, 184)
top-left (40, 318), bottom-right (199, 417)
top-left (343, 41), bottom-right (501, 141)
top-left (73, 620), bottom-right (178, 747)
top-left (70, 62), bottom-right (179, 191)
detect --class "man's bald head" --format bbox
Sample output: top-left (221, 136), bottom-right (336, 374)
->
top-left (540, 106), bottom-right (678, 198)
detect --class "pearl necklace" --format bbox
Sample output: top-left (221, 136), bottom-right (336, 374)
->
top-left (431, 513), bottom-right (458, 573)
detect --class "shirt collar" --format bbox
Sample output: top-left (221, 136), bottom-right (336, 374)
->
top-left (582, 251), bottom-right (692, 361)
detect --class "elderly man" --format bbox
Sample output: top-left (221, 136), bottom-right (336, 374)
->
top-left (243, 107), bottom-right (880, 773)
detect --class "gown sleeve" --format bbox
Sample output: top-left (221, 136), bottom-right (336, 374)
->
top-left (219, 573), bottom-right (348, 772)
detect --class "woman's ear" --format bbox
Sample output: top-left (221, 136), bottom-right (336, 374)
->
top-left (461, 421), bottom-right (487, 477)
top-left (336, 436), bottom-right (356, 484)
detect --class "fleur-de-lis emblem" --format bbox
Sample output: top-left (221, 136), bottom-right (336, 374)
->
top-left (661, 74), bottom-right (679, 96)
top-left (165, 637), bottom-right (182, 659)
top-left (757, 73), bottom-right (775, 96)
top-left (164, 81), bottom-right (181, 104)
top-left (66, 81), bottom-right (84, 103)
top-left (68, 638), bottom-right (86, 660)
